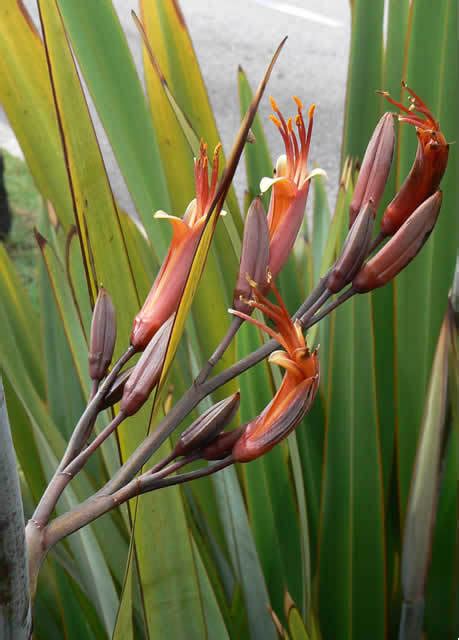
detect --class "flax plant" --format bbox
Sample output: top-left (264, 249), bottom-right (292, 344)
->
top-left (0, 1), bottom-right (457, 639)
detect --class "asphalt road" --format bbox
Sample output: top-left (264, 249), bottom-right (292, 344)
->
top-left (0, 0), bottom-right (350, 216)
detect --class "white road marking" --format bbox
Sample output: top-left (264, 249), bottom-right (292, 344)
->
top-left (254, 0), bottom-right (343, 28)
top-left (0, 122), bottom-right (23, 159)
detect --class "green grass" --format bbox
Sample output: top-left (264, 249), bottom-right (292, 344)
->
top-left (2, 150), bottom-right (41, 304)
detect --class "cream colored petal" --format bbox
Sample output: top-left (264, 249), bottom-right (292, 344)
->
top-left (304, 167), bottom-right (327, 182)
top-left (260, 176), bottom-right (297, 197)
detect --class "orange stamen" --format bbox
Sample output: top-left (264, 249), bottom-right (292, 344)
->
top-left (229, 308), bottom-right (287, 349)
top-left (379, 84), bottom-right (440, 132)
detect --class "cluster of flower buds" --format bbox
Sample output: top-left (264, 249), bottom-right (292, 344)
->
top-left (130, 142), bottom-right (223, 351)
top-left (327, 84), bottom-right (448, 297)
top-left (88, 288), bottom-right (116, 383)
top-left (230, 284), bottom-right (319, 462)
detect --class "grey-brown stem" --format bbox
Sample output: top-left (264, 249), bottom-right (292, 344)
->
top-left (46, 457), bottom-right (234, 545)
top-left (30, 346), bottom-right (135, 527)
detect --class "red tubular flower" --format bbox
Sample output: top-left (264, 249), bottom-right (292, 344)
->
top-left (379, 83), bottom-right (449, 236)
top-left (131, 142), bottom-right (222, 350)
top-left (229, 285), bottom-right (319, 462)
top-left (261, 97), bottom-right (325, 278)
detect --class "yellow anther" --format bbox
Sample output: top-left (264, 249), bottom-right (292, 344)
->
top-left (199, 140), bottom-right (208, 159)
top-left (269, 96), bottom-right (280, 112)
top-left (269, 114), bottom-right (282, 129)
top-left (213, 142), bottom-right (222, 158)
top-left (287, 117), bottom-right (293, 132)
top-left (308, 104), bottom-right (316, 119)
top-left (293, 95), bottom-right (303, 111)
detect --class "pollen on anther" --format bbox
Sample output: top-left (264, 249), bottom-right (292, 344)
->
top-left (293, 95), bottom-right (303, 110)
top-left (269, 96), bottom-right (280, 112)
top-left (308, 104), bottom-right (316, 119)
top-left (269, 114), bottom-right (282, 129)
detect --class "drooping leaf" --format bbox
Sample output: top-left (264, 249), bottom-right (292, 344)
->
top-left (56, 0), bottom-right (171, 247)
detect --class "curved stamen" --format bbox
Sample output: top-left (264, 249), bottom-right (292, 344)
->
top-left (270, 97), bottom-right (295, 175)
top-left (401, 82), bottom-right (437, 124)
top-left (379, 84), bottom-right (439, 132)
top-left (229, 308), bottom-right (288, 350)
top-left (288, 117), bottom-right (300, 178)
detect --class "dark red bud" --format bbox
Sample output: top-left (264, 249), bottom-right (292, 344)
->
top-left (88, 288), bottom-right (116, 381)
top-left (353, 191), bottom-right (442, 293)
top-left (201, 426), bottom-right (246, 460)
top-left (233, 198), bottom-right (270, 313)
top-left (173, 393), bottom-right (240, 457)
top-left (349, 112), bottom-right (395, 227)
top-left (120, 315), bottom-right (173, 416)
top-left (328, 201), bottom-right (375, 293)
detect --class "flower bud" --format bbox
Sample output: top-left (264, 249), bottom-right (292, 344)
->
top-left (88, 288), bottom-right (116, 381)
top-left (233, 198), bottom-right (270, 313)
top-left (349, 112), bottom-right (395, 227)
top-left (100, 366), bottom-right (134, 409)
top-left (232, 376), bottom-right (319, 463)
top-left (327, 201), bottom-right (375, 293)
top-left (120, 315), bottom-right (174, 416)
top-left (173, 392), bottom-right (240, 457)
top-left (202, 426), bottom-right (246, 460)
top-left (353, 191), bottom-right (442, 293)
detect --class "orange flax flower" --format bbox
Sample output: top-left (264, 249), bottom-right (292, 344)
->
top-left (261, 97), bottom-right (325, 278)
top-left (379, 83), bottom-right (449, 236)
top-left (131, 142), bottom-right (222, 351)
top-left (229, 284), bottom-right (319, 462)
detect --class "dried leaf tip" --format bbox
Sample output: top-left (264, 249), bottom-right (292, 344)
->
top-left (88, 288), bottom-right (116, 382)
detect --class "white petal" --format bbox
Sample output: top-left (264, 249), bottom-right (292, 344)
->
top-left (304, 167), bottom-right (327, 182)
top-left (260, 176), bottom-right (289, 194)
top-left (154, 211), bottom-right (182, 222)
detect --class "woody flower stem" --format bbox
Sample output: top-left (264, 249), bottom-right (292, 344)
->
top-left (46, 457), bottom-right (235, 546)
top-left (49, 281), bottom-right (352, 528)
top-left (25, 346), bottom-right (136, 599)
top-left (195, 317), bottom-right (244, 384)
